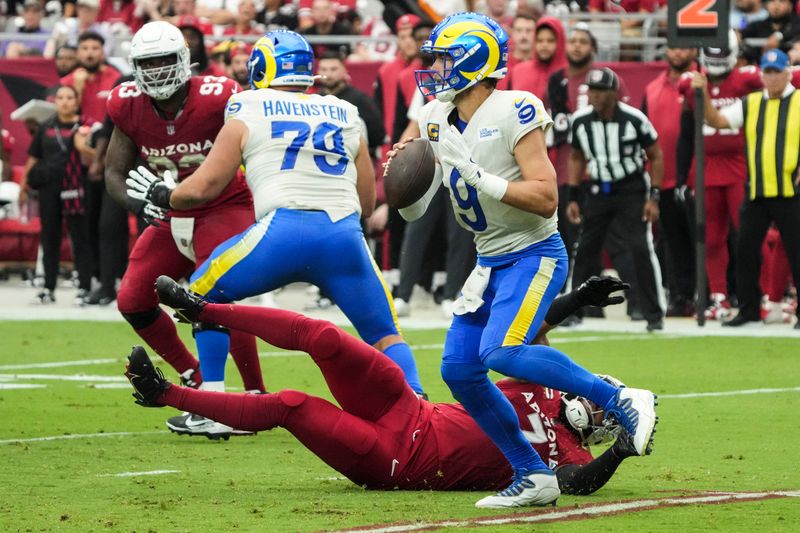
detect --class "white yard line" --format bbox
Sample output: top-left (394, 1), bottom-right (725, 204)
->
top-left (660, 386), bottom-right (800, 399)
top-left (0, 383), bottom-right (46, 390)
top-left (0, 358), bottom-right (118, 370)
top-left (335, 490), bottom-right (800, 532)
top-left (99, 470), bottom-right (179, 477)
top-left (0, 431), bottom-right (165, 445)
top-left (0, 373), bottom-right (127, 382)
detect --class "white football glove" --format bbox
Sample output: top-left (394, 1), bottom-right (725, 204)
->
top-left (126, 166), bottom-right (176, 209)
top-left (439, 125), bottom-right (508, 201)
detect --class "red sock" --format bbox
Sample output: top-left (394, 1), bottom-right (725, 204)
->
top-left (229, 330), bottom-right (266, 392)
top-left (137, 311), bottom-right (199, 376)
top-left (160, 386), bottom-right (286, 431)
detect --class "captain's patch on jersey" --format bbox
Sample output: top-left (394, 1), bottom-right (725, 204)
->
top-left (427, 123), bottom-right (440, 142)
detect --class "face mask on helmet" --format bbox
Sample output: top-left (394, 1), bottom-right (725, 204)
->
top-left (129, 21), bottom-right (191, 100)
top-left (562, 374), bottom-right (625, 446)
top-left (701, 30), bottom-right (739, 77)
top-left (414, 12), bottom-right (509, 103)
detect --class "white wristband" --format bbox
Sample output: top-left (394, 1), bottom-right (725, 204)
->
top-left (477, 171), bottom-right (509, 201)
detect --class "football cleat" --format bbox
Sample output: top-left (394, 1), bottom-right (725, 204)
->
top-left (394, 298), bottom-right (410, 318)
top-left (704, 293), bottom-right (732, 321)
top-left (475, 470), bottom-right (560, 508)
top-left (155, 275), bottom-right (206, 323)
top-left (179, 366), bottom-right (201, 388)
top-left (125, 346), bottom-right (170, 407)
top-left (166, 413), bottom-right (234, 440)
top-left (762, 301), bottom-right (791, 324)
top-left (603, 388), bottom-right (658, 456)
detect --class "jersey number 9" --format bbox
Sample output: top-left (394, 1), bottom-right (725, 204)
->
top-left (272, 120), bottom-right (348, 175)
top-left (449, 168), bottom-right (487, 232)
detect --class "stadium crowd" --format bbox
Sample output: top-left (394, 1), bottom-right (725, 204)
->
top-left (0, 0), bottom-right (799, 330)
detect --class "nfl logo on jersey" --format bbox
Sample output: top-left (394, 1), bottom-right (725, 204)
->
top-left (166, 124), bottom-right (175, 136)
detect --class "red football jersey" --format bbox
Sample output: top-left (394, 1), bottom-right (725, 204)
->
top-left (402, 380), bottom-right (593, 491)
top-left (106, 76), bottom-right (252, 218)
top-left (678, 66), bottom-right (762, 186)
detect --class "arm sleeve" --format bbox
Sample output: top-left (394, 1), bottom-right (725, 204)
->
top-left (719, 100), bottom-right (745, 130)
top-left (676, 108), bottom-right (695, 187)
top-left (637, 114), bottom-right (659, 148)
top-left (555, 446), bottom-right (624, 496)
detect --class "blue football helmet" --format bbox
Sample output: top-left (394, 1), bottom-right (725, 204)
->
top-left (415, 12), bottom-right (509, 102)
top-left (248, 30), bottom-right (314, 90)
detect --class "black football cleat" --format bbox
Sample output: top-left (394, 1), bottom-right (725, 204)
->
top-left (125, 346), bottom-right (170, 407)
top-left (155, 275), bottom-right (206, 323)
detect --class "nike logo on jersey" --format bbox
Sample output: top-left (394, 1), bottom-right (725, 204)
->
top-left (390, 459), bottom-right (399, 477)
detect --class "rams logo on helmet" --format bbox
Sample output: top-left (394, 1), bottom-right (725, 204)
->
top-left (247, 30), bottom-right (315, 90)
top-left (248, 36), bottom-right (277, 90)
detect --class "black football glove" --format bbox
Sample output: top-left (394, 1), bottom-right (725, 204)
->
top-left (126, 165), bottom-right (175, 209)
top-left (127, 197), bottom-right (169, 228)
top-left (575, 276), bottom-right (630, 307)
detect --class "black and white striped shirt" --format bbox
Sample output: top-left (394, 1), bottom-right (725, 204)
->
top-left (570, 102), bottom-right (658, 184)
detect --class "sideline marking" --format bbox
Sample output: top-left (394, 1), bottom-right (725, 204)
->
top-left (99, 470), bottom-right (179, 478)
top-left (0, 373), bottom-right (127, 382)
top-left (334, 490), bottom-right (800, 532)
top-left (0, 431), bottom-right (165, 445)
top-left (660, 386), bottom-right (800, 399)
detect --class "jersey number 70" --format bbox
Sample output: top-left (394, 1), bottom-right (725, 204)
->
top-left (272, 120), bottom-right (348, 175)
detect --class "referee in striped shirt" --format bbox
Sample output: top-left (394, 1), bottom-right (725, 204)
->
top-left (693, 49), bottom-right (800, 328)
top-left (566, 67), bottom-right (666, 331)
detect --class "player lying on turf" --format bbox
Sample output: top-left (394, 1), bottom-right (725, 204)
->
top-left (124, 275), bottom-right (654, 496)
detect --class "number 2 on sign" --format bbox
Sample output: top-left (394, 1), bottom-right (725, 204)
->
top-left (677, 0), bottom-right (718, 28)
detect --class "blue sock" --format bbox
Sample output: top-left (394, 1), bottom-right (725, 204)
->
top-left (442, 361), bottom-right (550, 475)
top-left (195, 329), bottom-right (230, 382)
top-left (383, 343), bottom-right (424, 395)
top-left (483, 345), bottom-right (618, 409)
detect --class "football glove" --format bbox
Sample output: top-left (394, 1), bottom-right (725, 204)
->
top-left (127, 197), bottom-right (168, 228)
top-left (126, 166), bottom-right (175, 210)
top-left (575, 276), bottom-right (630, 307)
top-left (439, 125), bottom-right (508, 201)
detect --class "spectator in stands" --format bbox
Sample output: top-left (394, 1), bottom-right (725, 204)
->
top-left (1, 129), bottom-right (13, 182)
top-left (732, 0), bottom-right (769, 31)
top-left (258, 0), bottom-right (299, 30)
top-left (790, 36), bottom-right (800, 63)
top-left (2, 0), bottom-right (49, 58)
top-left (226, 42), bottom-right (251, 89)
top-left (316, 51), bottom-right (385, 154)
top-left (643, 47), bottom-right (697, 317)
top-left (45, 0), bottom-right (110, 58)
top-left (223, 0), bottom-right (265, 36)
top-left (589, 0), bottom-right (658, 41)
top-left (742, 0), bottom-right (800, 61)
top-left (479, 0), bottom-right (514, 32)
top-left (17, 85), bottom-right (95, 305)
top-left (567, 68), bottom-right (666, 332)
top-left (301, 0), bottom-right (352, 58)
top-left (499, 14), bottom-right (537, 90)
top-left (177, 16), bottom-right (227, 76)
top-left (695, 49), bottom-right (800, 329)
top-left (54, 44), bottom-right (79, 76)
top-left (509, 16), bottom-right (566, 103)
top-left (97, 0), bottom-right (143, 31)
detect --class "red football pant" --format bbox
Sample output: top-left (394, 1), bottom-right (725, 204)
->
top-left (160, 304), bottom-right (421, 488)
top-left (761, 229), bottom-right (792, 302)
top-left (118, 207), bottom-right (264, 391)
top-left (705, 183), bottom-right (744, 295)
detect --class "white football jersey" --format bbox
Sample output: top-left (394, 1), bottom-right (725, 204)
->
top-left (225, 88), bottom-right (363, 221)
top-left (417, 90), bottom-right (557, 257)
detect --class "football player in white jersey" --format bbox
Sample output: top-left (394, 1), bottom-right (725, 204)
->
top-left (387, 12), bottom-right (658, 508)
top-left (126, 30), bottom-right (426, 397)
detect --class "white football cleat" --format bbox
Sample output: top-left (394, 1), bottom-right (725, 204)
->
top-left (475, 471), bottom-right (560, 508)
top-left (394, 298), bottom-right (410, 317)
top-left (605, 388), bottom-right (658, 456)
top-left (166, 413), bottom-right (253, 440)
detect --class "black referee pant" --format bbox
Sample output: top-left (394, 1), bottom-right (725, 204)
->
top-left (735, 197), bottom-right (800, 321)
top-left (572, 185), bottom-right (665, 322)
top-left (658, 188), bottom-right (695, 305)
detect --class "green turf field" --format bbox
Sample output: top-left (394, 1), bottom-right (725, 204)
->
top-left (1, 321), bottom-right (799, 532)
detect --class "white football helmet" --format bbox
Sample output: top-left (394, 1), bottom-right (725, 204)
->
top-left (129, 21), bottom-right (191, 100)
top-left (562, 374), bottom-right (625, 446)
top-left (701, 30), bottom-right (739, 77)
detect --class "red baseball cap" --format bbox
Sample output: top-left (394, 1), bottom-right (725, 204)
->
top-left (395, 14), bottom-right (421, 32)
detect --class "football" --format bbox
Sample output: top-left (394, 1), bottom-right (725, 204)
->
top-left (383, 138), bottom-right (436, 209)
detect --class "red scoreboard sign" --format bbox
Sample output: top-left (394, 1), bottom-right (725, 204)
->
top-left (667, 0), bottom-right (730, 48)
